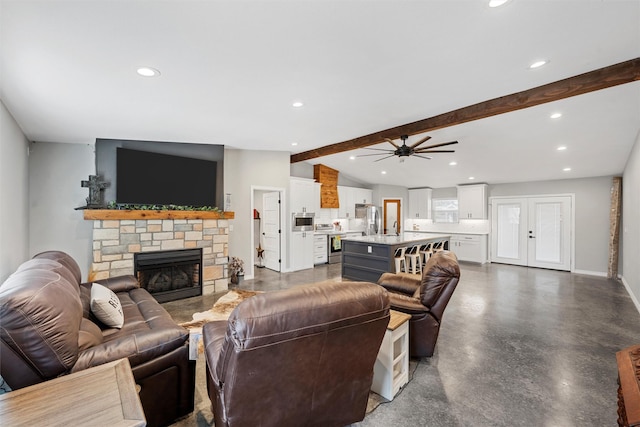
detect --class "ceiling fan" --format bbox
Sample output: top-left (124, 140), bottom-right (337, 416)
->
top-left (358, 135), bottom-right (458, 162)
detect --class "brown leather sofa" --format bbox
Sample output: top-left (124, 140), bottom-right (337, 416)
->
top-left (0, 251), bottom-right (195, 427)
top-left (377, 250), bottom-right (460, 358)
top-left (203, 281), bottom-right (390, 427)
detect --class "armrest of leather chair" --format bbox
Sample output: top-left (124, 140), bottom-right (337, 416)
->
top-left (85, 275), bottom-right (140, 293)
top-left (377, 272), bottom-right (421, 296)
top-left (387, 292), bottom-right (430, 315)
top-left (202, 321), bottom-right (228, 386)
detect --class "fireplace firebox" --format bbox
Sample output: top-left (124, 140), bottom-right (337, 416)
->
top-left (134, 249), bottom-right (202, 303)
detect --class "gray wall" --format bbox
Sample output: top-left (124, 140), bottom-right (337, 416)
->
top-left (622, 129), bottom-right (640, 307)
top-left (28, 142), bottom-right (95, 279)
top-left (0, 101), bottom-right (30, 282)
top-left (225, 149), bottom-right (291, 277)
top-left (489, 176), bottom-right (614, 274)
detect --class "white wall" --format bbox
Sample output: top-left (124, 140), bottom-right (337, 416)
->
top-left (224, 149), bottom-right (290, 277)
top-left (0, 101), bottom-right (30, 282)
top-left (489, 176), bottom-right (614, 275)
top-left (622, 130), bottom-right (640, 308)
top-left (28, 142), bottom-right (95, 279)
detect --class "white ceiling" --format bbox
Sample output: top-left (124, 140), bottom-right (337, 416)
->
top-left (1, 0), bottom-right (639, 188)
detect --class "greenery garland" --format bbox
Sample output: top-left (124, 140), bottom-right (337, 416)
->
top-left (106, 201), bottom-right (222, 212)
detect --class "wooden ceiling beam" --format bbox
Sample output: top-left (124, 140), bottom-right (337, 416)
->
top-left (291, 57), bottom-right (640, 163)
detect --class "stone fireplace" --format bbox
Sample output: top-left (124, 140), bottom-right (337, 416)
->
top-left (85, 210), bottom-right (234, 295)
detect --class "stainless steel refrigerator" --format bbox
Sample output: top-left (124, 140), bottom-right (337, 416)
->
top-left (355, 204), bottom-right (381, 235)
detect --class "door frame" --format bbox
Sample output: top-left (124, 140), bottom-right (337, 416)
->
top-left (250, 185), bottom-right (286, 279)
top-left (489, 193), bottom-right (575, 272)
top-left (382, 198), bottom-right (403, 235)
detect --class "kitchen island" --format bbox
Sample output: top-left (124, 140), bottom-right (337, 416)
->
top-left (341, 233), bottom-right (451, 282)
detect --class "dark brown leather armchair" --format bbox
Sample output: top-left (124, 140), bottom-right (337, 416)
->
top-left (202, 281), bottom-right (390, 427)
top-left (0, 251), bottom-right (195, 427)
top-left (377, 250), bottom-right (460, 358)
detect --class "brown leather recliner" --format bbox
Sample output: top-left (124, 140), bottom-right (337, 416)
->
top-left (203, 281), bottom-right (390, 427)
top-left (377, 250), bottom-right (460, 358)
top-left (0, 251), bottom-right (195, 427)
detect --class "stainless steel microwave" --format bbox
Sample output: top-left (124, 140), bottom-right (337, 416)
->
top-left (292, 212), bottom-right (315, 231)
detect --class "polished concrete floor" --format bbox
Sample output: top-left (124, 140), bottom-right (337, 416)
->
top-left (163, 261), bottom-right (640, 426)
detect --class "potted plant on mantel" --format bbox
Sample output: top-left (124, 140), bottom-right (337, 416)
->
top-left (228, 257), bottom-right (245, 285)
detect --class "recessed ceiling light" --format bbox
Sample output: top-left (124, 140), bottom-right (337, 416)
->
top-left (468, 176), bottom-right (475, 180)
top-left (550, 112), bottom-right (562, 119)
top-left (136, 67), bottom-right (160, 77)
top-left (291, 142), bottom-right (298, 146)
top-left (381, 171), bottom-right (387, 175)
top-left (489, 0), bottom-right (509, 7)
top-left (349, 156), bottom-right (356, 160)
top-left (529, 60), bottom-right (549, 69)
top-left (449, 161), bottom-right (457, 166)
top-left (557, 146), bottom-right (567, 151)
top-left (563, 167), bottom-right (572, 172)
top-left (292, 101), bottom-right (304, 108)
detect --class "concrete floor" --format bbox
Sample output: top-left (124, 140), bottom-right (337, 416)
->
top-left (162, 261), bottom-right (640, 427)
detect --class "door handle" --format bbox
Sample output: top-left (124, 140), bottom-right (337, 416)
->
top-left (529, 235), bottom-right (535, 238)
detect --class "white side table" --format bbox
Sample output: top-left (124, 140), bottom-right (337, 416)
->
top-left (371, 310), bottom-right (411, 400)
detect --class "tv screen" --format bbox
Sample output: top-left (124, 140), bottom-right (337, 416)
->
top-left (116, 148), bottom-right (217, 207)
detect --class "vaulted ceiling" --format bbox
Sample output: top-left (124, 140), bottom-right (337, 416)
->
top-left (1, 0), bottom-right (639, 188)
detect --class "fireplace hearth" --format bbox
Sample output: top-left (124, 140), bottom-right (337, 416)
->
top-left (134, 249), bottom-right (203, 303)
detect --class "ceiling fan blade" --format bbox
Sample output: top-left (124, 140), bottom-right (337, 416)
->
top-left (409, 135), bottom-right (432, 149)
top-left (362, 147), bottom-right (395, 152)
top-left (413, 154), bottom-right (433, 160)
top-left (356, 152), bottom-right (394, 157)
top-left (374, 154), bottom-right (397, 162)
top-left (414, 149), bottom-right (456, 154)
top-left (383, 138), bottom-right (400, 149)
top-left (418, 140), bottom-right (459, 150)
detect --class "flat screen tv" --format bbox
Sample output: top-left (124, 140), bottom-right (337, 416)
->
top-left (116, 147), bottom-right (217, 207)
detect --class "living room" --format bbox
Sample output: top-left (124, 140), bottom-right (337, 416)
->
top-left (2, 1), bottom-right (640, 426)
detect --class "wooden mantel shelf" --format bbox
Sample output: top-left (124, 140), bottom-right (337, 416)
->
top-left (83, 209), bottom-right (235, 220)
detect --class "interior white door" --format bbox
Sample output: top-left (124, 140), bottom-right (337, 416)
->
top-left (262, 191), bottom-right (281, 272)
top-left (491, 196), bottom-right (571, 271)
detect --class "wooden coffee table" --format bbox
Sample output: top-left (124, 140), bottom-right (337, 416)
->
top-left (0, 358), bottom-right (146, 426)
top-left (371, 309), bottom-right (411, 400)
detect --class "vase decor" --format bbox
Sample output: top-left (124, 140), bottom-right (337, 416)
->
top-left (228, 256), bottom-right (244, 285)
top-left (225, 193), bottom-right (232, 211)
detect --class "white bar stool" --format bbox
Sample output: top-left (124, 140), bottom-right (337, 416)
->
top-left (419, 243), bottom-right (433, 267)
top-left (404, 244), bottom-right (422, 275)
top-left (393, 247), bottom-right (407, 273)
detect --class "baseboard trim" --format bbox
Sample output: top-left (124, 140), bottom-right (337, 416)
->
top-left (621, 276), bottom-right (640, 315)
top-left (573, 269), bottom-right (607, 277)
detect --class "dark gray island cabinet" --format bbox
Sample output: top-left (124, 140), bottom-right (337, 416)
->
top-left (341, 233), bottom-right (451, 282)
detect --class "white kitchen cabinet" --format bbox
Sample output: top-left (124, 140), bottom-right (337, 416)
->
top-left (353, 188), bottom-right (373, 205)
top-left (407, 188), bottom-right (432, 219)
top-left (290, 178), bottom-right (316, 213)
top-left (338, 186), bottom-right (373, 218)
top-left (457, 184), bottom-right (488, 219)
top-left (291, 231), bottom-right (314, 271)
top-left (450, 234), bottom-right (487, 263)
top-left (313, 234), bottom-right (328, 265)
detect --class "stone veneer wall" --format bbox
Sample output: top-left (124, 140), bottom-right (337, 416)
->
top-left (90, 218), bottom-right (229, 294)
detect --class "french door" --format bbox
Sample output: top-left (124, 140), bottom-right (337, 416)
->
top-left (491, 196), bottom-right (572, 271)
top-left (262, 191), bottom-right (281, 272)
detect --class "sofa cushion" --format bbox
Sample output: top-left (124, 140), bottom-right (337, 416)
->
top-left (72, 288), bottom-right (188, 372)
top-left (419, 251), bottom-right (460, 308)
top-left (90, 283), bottom-right (124, 328)
top-left (33, 251), bottom-right (82, 285)
top-left (78, 318), bottom-right (103, 350)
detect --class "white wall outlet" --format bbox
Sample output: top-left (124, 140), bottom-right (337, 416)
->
top-left (368, 246), bottom-right (372, 253)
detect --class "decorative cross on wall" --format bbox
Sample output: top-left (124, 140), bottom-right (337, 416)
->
top-left (80, 175), bottom-right (109, 208)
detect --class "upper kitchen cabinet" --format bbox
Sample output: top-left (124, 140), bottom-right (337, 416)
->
top-left (290, 177), bottom-right (317, 213)
top-left (408, 188), bottom-right (432, 219)
top-left (353, 188), bottom-right (373, 205)
top-left (457, 184), bottom-right (488, 219)
top-left (338, 186), bottom-right (373, 218)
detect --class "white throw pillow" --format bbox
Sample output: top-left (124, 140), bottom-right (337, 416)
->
top-left (90, 283), bottom-right (124, 328)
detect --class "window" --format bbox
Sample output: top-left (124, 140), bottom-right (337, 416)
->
top-left (432, 198), bottom-right (458, 223)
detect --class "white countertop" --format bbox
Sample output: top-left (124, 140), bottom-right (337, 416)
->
top-left (407, 230), bottom-right (489, 235)
top-left (343, 233), bottom-right (451, 245)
